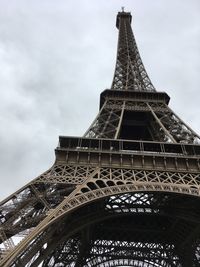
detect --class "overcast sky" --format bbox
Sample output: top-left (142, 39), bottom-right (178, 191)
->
top-left (0, 0), bottom-right (200, 200)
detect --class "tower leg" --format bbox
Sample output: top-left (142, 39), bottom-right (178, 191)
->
top-left (74, 227), bottom-right (92, 267)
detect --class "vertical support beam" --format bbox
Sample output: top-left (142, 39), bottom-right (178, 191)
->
top-left (83, 101), bottom-right (107, 138)
top-left (147, 103), bottom-right (177, 143)
top-left (167, 106), bottom-right (200, 143)
top-left (114, 101), bottom-right (125, 139)
top-left (74, 227), bottom-right (92, 267)
top-left (30, 185), bottom-right (50, 210)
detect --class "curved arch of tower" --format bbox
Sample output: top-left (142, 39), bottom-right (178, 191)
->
top-left (1, 9), bottom-right (200, 267)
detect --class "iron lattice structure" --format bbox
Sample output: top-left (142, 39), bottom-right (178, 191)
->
top-left (1, 10), bottom-right (200, 267)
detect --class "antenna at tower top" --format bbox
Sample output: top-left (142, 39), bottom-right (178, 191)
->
top-left (121, 6), bottom-right (125, 12)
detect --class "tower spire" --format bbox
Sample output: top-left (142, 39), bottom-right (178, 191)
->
top-left (112, 11), bottom-right (155, 91)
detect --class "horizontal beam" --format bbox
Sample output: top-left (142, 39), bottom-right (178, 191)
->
top-left (58, 136), bottom-right (200, 157)
top-left (100, 89), bottom-right (170, 108)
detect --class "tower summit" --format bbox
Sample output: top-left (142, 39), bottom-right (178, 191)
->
top-left (1, 10), bottom-right (200, 267)
top-left (114, 10), bottom-right (155, 91)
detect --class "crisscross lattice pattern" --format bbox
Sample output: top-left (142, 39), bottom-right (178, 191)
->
top-left (1, 10), bottom-right (200, 267)
top-left (111, 12), bottom-right (155, 91)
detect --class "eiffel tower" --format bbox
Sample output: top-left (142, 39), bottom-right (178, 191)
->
top-left (1, 9), bottom-right (200, 267)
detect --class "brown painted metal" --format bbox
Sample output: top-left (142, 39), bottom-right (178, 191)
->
top-left (1, 10), bottom-right (200, 267)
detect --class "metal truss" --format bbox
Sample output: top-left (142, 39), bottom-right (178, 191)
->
top-left (1, 155), bottom-right (200, 266)
top-left (84, 100), bottom-right (123, 139)
top-left (111, 11), bottom-right (155, 91)
top-left (85, 98), bottom-right (200, 144)
top-left (1, 188), bottom-right (200, 266)
top-left (149, 103), bottom-right (200, 144)
top-left (1, 9), bottom-right (200, 267)
top-left (43, 236), bottom-right (181, 267)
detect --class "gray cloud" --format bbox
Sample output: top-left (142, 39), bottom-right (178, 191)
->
top-left (0, 0), bottom-right (200, 199)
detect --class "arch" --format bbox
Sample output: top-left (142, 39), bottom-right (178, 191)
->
top-left (2, 182), bottom-right (200, 266)
top-left (34, 193), bottom-right (183, 267)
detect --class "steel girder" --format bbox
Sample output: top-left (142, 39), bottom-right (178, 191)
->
top-left (1, 9), bottom-right (200, 267)
top-left (111, 12), bottom-right (155, 91)
top-left (84, 99), bottom-right (200, 144)
top-left (1, 191), bottom-right (200, 266)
